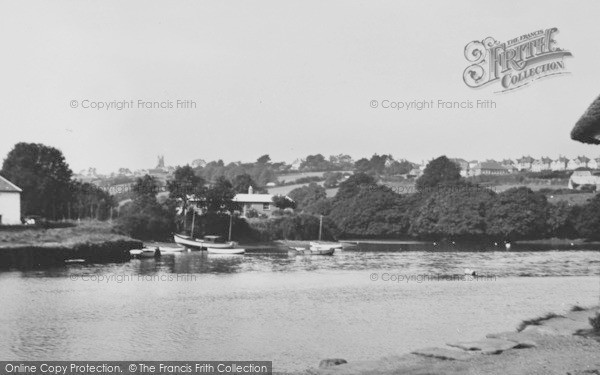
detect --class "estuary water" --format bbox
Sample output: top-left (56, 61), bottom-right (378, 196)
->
top-left (0, 248), bottom-right (598, 371)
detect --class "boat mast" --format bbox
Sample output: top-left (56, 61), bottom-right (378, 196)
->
top-left (228, 212), bottom-right (233, 242)
top-left (190, 209), bottom-right (196, 238)
top-left (318, 215), bottom-right (323, 241)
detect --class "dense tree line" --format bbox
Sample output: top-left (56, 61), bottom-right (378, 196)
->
top-left (1, 143), bottom-right (116, 221)
top-left (291, 156), bottom-right (600, 241)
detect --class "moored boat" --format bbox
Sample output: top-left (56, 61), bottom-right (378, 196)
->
top-left (173, 233), bottom-right (205, 250)
top-left (309, 241), bottom-right (343, 250)
top-left (207, 247), bottom-right (245, 255)
top-left (173, 233), bottom-right (236, 250)
top-left (288, 246), bottom-right (335, 256)
top-left (130, 247), bottom-right (161, 258)
top-left (203, 235), bottom-right (237, 249)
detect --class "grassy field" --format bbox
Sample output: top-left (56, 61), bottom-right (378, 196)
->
top-left (0, 220), bottom-right (132, 247)
top-left (267, 182), bottom-right (338, 197)
top-left (277, 171), bottom-right (325, 183)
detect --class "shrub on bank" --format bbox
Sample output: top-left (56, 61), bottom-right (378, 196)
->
top-left (248, 214), bottom-right (334, 241)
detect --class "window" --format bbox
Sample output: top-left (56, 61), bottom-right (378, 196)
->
top-left (263, 203), bottom-right (270, 210)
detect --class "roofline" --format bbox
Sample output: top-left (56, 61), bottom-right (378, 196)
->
top-left (0, 175), bottom-right (22, 192)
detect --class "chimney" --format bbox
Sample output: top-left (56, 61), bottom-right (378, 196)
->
top-left (248, 186), bottom-right (253, 194)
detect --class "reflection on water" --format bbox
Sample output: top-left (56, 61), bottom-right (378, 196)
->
top-left (35, 248), bottom-right (598, 278)
top-left (0, 247), bottom-right (598, 371)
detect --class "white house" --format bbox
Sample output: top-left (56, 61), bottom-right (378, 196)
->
top-left (568, 170), bottom-right (600, 190)
top-left (0, 175), bottom-right (22, 225)
top-left (567, 156), bottom-right (590, 170)
top-left (531, 157), bottom-right (553, 172)
top-left (233, 186), bottom-right (293, 218)
top-left (551, 156), bottom-right (569, 171)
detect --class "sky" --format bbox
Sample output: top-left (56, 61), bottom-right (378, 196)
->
top-left (1, 0), bottom-right (600, 173)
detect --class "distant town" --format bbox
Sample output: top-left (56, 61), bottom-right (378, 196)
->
top-left (73, 154), bottom-right (600, 192)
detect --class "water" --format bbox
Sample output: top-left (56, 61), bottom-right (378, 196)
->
top-left (0, 249), bottom-right (598, 371)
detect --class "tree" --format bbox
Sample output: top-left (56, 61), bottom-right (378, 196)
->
top-left (205, 176), bottom-right (236, 213)
top-left (289, 182), bottom-right (327, 210)
top-left (1, 142), bottom-right (73, 219)
top-left (232, 174), bottom-right (258, 194)
top-left (272, 195), bottom-right (296, 209)
top-left (116, 175), bottom-right (175, 240)
top-left (71, 182), bottom-right (116, 220)
top-left (386, 160), bottom-right (413, 175)
top-left (334, 172), bottom-right (377, 201)
top-left (329, 185), bottom-right (411, 238)
top-left (354, 158), bottom-right (371, 173)
top-left (369, 154), bottom-right (391, 174)
top-left (547, 201), bottom-right (579, 238)
top-left (323, 172), bottom-right (343, 188)
top-left (300, 154), bottom-right (331, 171)
top-left (168, 165), bottom-right (206, 207)
top-left (415, 156), bottom-right (462, 192)
top-left (132, 175), bottom-right (161, 208)
top-left (574, 194), bottom-right (600, 240)
top-left (256, 154), bottom-right (271, 164)
top-left (409, 184), bottom-right (496, 239)
top-left (485, 187), bottom-right (549, 240)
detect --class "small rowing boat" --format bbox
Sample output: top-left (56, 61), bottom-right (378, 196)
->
top-left (130, 248), bottom-right (161, 258)
top-left (207, 247), bottom-right (245, 255)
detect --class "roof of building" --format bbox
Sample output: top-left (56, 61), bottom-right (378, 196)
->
top-left (517, 156), bottom-right (535, 163)
top-left (475, 161), bottom-right (508, 170)
top-left (0, 175), bottom-right (22, 193)
top-left (233, 193), bottom-right (274, 204)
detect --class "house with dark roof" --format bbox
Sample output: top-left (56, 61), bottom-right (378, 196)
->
top-left (0, 175), bottom-right (22, 225)
top-left (516, 156), bottom-right (535, 171)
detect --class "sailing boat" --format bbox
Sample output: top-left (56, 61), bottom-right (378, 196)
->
top-left (309, 215), bottom-right (343, 251)
top-left (289, 215), bottom-right (341, 255)
top-left (206, 212), bottom-right (245, 255)
top-left (173, 209), bottom-right (237, 250)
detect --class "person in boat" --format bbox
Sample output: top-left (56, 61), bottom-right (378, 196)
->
top-left (154, 247), bottom-right (161, 257)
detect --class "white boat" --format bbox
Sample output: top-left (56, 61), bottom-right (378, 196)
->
top-left (173, 233), bottom-right (236, 250)
top-left (203, 235), bottom-right (237, 249)
top-left (173, 233), bottom-right (205, 250)
top-left (159, 246), bottom-right (186, 253)
top-left (309, 241), bottom-right (343, 250)
top-left (288, 246), bottom-right (335, 256)
top-left (207, 247), bottom-right (245, 255)
top-left (130, 248), bottom-right (160, 258)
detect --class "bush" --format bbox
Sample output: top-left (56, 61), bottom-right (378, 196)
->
top-left (248, 214), bottom-right (334, 241)
top-left (115, 209), bottom-right (175, 241)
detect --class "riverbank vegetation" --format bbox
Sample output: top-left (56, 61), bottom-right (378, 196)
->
top-left (2, 142), bottom-right (599, 244)
top-left (0, 220), bottom-right (133, 247)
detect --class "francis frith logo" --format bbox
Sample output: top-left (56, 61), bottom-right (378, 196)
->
top-left (463, 27), bottom-right (572, 92)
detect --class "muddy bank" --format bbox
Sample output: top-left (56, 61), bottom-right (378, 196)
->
top-left (0, 239), bottom-right (142, 267)
top-left (308, 307), bottom-right (600, 375)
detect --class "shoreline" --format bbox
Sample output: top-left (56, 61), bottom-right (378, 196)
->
top-left (0, 221), bottom-right (142, 267)
top-left (307, 306), bottom-right (600, 375)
